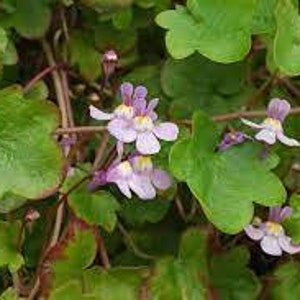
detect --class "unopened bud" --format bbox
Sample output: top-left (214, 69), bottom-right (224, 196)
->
top-left (102, 50), bottom-right (118, 85)
top-left (74, 84), bottom-right (86, 95)
top-left (88, 92), bottom-right (100, 103)
top-left (25, 209), bottom-right (40, 222)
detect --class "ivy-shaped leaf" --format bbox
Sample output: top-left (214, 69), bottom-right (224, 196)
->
top-left (62, 168), bottom-right (120, 232)
top-left (270, 261), bottom-right (300, 299)
top-left (161, 54), bottom-right (247, 119)
top-left (0, 221), bottom-right (24, 273)
top-left (83, 267), bottom-right (146, 300)
top-left (12, 0), bottom-right (51, 39)
top-left (51, 227), bottom-right (97, 286)
top-left (150, 228), bottom-right (208, 300)
top-left (169, 111), bottom-right (286, 233)
top-left (156, 0), bottom-right (256, 62)
top-left (273, 0), bottom-right (300, 76)
top-left (210, 247), bottom-right (261, 299)
top-left (0, 86), bottom-right (64, 201)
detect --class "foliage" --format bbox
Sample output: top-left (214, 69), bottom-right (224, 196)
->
top-left (0, 0), bottom-right (300, 298)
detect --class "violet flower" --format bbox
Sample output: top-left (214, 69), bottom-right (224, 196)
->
top-left (241, 98), bottom-right (299, 146)
top-left (90, 155), bottom-right (172, 200)
top-left (244, 206), bottom-right (300, 256)
top-left (89, 82), bottom-right (179, 154)
top-left (218, 131), bottom-right (247, 151)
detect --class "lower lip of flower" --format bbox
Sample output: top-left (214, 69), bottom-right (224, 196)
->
top-left (134, 116), bottom-right (154, 132)
top-left (265, 221), bottom-right (284, 236)
top-left (118, 161), bottom-right (133, 177)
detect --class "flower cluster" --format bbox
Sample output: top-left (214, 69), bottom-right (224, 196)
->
top-left (244, 206), bottom-right (300, 256)
top-left (89, 82), bottom-right (179, 199)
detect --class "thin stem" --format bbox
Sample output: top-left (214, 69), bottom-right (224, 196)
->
top-left (41, 39), bottom-right (69, 130)
top-left (27, 276), bottom-right (40, 300)
top-left (95, 229), bottom-right (111, 269)
top-left (92, 131), bottom-right (109, 171)
top-left (23, 65), bottom-right (61, 93)
top-left (55, 126), bottom-right (106, 134)
top-left (49, 201), bottom-right (65, 248)
top-left (117, 222), bottom-right (155, 260)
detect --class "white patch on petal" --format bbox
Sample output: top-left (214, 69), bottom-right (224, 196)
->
top-left (116, 180), bottom-right (132, 198)
top-left (255, 129), bottom-right (276, 144)
top-left (278, 235), bottom-right (300, 254)
top-left (241, 118), bottom-right (263, 129)
top-left (129, 174), bottom-right (156, 200)
top-left (153, 122), bottom-right (179, 141)
top-left (89, 105), bottom-right (113, 120)
top-left (136, 132), bottom-right (160, 155)
top-left (244, 225), bottom-right (264, 241)
top-left (260, 235), bottom-right (282, 256)
top-left (276, 132), bottom-right (300, 147)
top-left (108, 119), bottom-right (137, 143)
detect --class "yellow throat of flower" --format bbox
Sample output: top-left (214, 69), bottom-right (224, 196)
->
top-left (265, 221), bottom-right (283, 236)
top-left (263, 117), bottom-right (282, 131)
top-left (115, 104), bottom-right (134, 119)
top-left (133, 156), bottom-right (153, 173)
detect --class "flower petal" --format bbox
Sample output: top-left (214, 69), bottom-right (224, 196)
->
top-left (276, 132), bottom-right (300, 146)
top-left (147, 98), bottom-right (159, 111)
top-left (260, 235), bottom-right (282, 256)
top-left (278, 235), bottom-right (300, 254)
top-left (151, 169), bottom-right (172, 190)
top-left (268, 98), bottom-right (291, 122)
top-left (133, 98), bottom-right (147, 115)
top-left (116, 180), bottom-right (132, 198)
top-left (241, 118), bottom-right (263, 129)
top-left (129, 174), bottom-right (156, 200)
top-left (136, 132), bottom-right (160, 154)
top-left (244, 225), bottom-right (264, 241)
top-left (133, 85), bottom-right (147, 100)
top-left (153, 122), bottom-right (179, 141)
top-left (268, 206), bottom-right (283, 223)
top-left (255, 129), bottom-right (276, 144)
top-left (120, 82), bottom-right (134, 105)
top-left (89, 105), bottom-right (113, 120)
top-left (108, 119), bottom-right (137, 143)
top-left (279, 206), bottom-right (293, 221)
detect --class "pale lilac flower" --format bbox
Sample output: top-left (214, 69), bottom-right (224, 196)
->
top-left (89, 82), bottom-right (179, 154)
top-left (90, 155), bottom-right (172, 200)
top-left (131, 97), bottom-right (179, 154)
top-left (241, 98), bottom-right (299, 146)
top-left (244, 206), bottom-right (300, 256)
top-left (89, 82), bottom-right (146, 143)
top-left (218, 131), bottom-right (247, 151)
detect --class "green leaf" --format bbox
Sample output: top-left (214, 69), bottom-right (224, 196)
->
top-left (273, 0), bottom-right (300, 75)
top-left (0, 28), bottom-right (8, 53)
top-left (0, 288), bottom-right (20, 300)
top-left (156, 0), bottom-right (256, 62)
top-left (0, 221), bottom-right (24, 272)
top-left (2, 41), bottom-right (18, 66)
top-left (79, 0), bottom-right (133, 12)
top-left (62, 168), bottom-right (120, 232)
top-left (271, 261), bottom-right (300, 299)
top-left (251, 0), bottom-right (277, 34)
top-left (24, 80), bottom-right (49, 101)
top-left (83, 267), bottom-right (146, 300)
top-left (52, 227), bottom-right (97, 286)
top-left (210, 247), bottom-right (261, 299)
top-left (112, 7), bottom-right (132, 29)
top-left (120, 198), bottom-right (171, 226)
top-left (283, 194), bottom-right (300, 243)
top-left (69, 31), bottom-right (101, 81)
top-left (161, 54), bottom-right (246, 119)
top-left (169, 112), bottom-right (286, 233)
top-left (150, 228), bottom-right (208, 300)
top-left (0, 86), bottom-right (64, 200)
top-left (12, 0), bottom-right (51, 39)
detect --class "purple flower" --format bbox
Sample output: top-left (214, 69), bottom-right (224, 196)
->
top-left (89, 82), bottom-right (179, 154)
top-left (218, 131), bottom-right (247, 151)
top-left (244, 206), bottom-right (300, 256)
top-left (90, 155), bottom-right (172, 200)
top-left (241, 98), bottom-right (299, 146)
